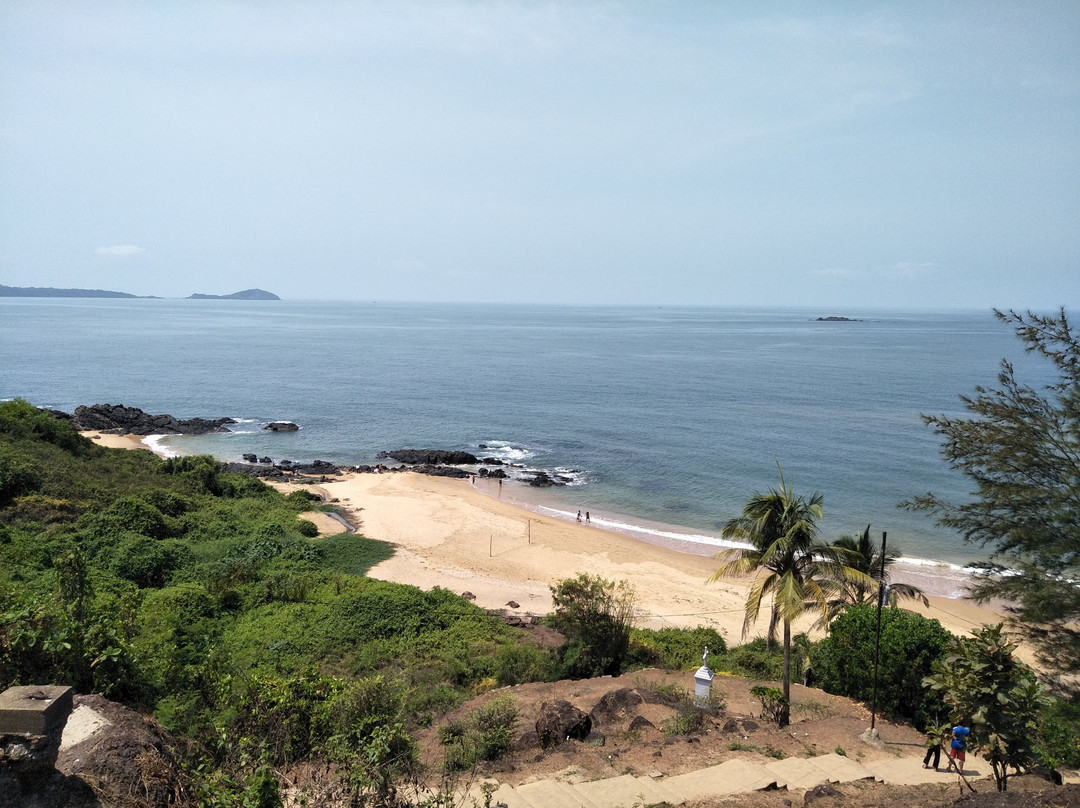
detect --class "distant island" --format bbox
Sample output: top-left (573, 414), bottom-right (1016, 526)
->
top-left (0, 285), bottom-right (145, 298)
top-left (0, 285), bottom-right (279, 300)
top-left (187, 289), bottom-right (280, 300)
top-left (814, 316), bottom-right (861, 322)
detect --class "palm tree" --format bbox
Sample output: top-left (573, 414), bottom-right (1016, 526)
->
top-left (709, 470), bottom-right (872, 727)
top-left (826, 525), bottom-right (929, 618)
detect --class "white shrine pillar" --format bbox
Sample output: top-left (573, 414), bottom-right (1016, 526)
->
top-left (694, 646), bottom-right (714, 702)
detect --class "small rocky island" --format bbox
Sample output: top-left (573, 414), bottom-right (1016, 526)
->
top-left (814, 316), bottom-right (861, 322)
top-left (187, 288), bottom-right (280, 300)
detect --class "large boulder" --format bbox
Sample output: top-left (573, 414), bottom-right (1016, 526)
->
top-left (590, 688), bottom-right (644, 725)
top-left (264, 421), bottom-right (299, 432)
top-left (378, 449), bottom-right (479, 465)
top-left (413, 464), bottom-right (472, 479)
top-left (535, 700), bottom-right (592, 749)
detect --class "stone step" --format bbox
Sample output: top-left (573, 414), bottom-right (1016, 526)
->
top-left (516, 778), bottom-right (601, 808)
top-left (482, 781), bottom-right (535, 808)
top-left (765, 752), bottom-right (874, 789)
top-left (572, 772), bottom-right (677, 808)
top-left (799, 752), bottom-right (875, 783)
top-left (632, 775), bottom-right (683, 806)
top-left (662, 757), bottom-right (780, 800)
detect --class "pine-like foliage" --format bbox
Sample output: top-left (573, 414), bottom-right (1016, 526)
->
top-left (906, 308), bottom-right (1080, 682)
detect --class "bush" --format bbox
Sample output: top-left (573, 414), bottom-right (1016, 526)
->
top-left (0, 445), bottom-right (41, 506)
top-left (751, 685), bottom-right (789, 727)
top-left (440, 693), bottom-right (518, 771)
top-left (627, 626), bottom-right (726, 670)
top-left (96, 495), bottom-right (170, 540)
top-left (0, 400), bottom-right (90, 456)
top-left (719, 638), bottom-right (786, 681)
top-left (811, 603), bottom-right (951, 729)
top-left (1035, 696), bottom-right (1080, 769)
top-left (495, 643), bottom-right (557, 686)
top-left (111, 536), bottom-right (188, 588)
top-left (550, 573), bottom-right (635, 678)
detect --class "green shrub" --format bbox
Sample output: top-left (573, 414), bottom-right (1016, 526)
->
top-left (627, 626), bottom-right (726, 670)
top-left (96, 495), bottom-right (170, 540)
top-left (719, 638), bottom-right (786, 681)
top-left (440, 693), bottom-right (518, 771)
top-left (495, 643), bottom-right (556, 686)
top-left (0, 445), bottom-right (41, 505)
top-left (143, 489), bottom-right (193, 517)
top-left (0, 400), bottom-right (90, 456)
top-left (286, 489), bottom-right (321, 506)
top-left (750, 685), bottom-right (789, 727)
top-left (550, 573), bottom-right (635, 678)
top-left (111, 535), bottom-right (188, 588)
top-left (1035, 696), bottom-right (1080, 768)
top-left (810, 603), bottom-right (951, 729)
top-left (295, 518), bottom-right (319, 538)
top-left (263, 571), bottom-right (314, 603)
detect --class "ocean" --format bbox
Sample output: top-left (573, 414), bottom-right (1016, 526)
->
top-left (0, 299), bottom-right (1050, 590)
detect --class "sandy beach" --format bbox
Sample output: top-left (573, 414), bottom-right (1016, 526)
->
top-left (273, 470), bottom-right (1009, 649)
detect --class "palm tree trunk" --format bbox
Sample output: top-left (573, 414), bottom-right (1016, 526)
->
top-left (781, 619), bottom-right (791, 727)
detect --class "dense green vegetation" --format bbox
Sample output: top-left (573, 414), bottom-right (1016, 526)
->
top-left (810, 603), bottom-right (952, 730)
top-left (0, 401), bottom-right (742, 804)
top-left (0, 400), bottom-right (531, 802)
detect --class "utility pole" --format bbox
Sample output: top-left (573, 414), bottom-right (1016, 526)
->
top-left (869, 531), bottom-right (887, 731)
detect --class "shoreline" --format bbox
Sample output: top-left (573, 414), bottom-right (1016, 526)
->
top-left (81, 430), bottom-right (1010, 650)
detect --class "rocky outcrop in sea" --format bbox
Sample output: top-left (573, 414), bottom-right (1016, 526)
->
top-left (378, 448), bottom-right (480, 465)
top-left (64, 403), bottom-right (236, 435)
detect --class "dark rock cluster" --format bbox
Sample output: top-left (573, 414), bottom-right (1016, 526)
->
top-left (522, 470), bottom-right (572, 487)
top-left (66, 403), bottom-right (236, 435)
top-left (378, 448), bottom-right (480, 465)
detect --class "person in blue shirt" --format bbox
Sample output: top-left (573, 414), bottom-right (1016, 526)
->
top-left (950, 725), bottom-right (971, 771)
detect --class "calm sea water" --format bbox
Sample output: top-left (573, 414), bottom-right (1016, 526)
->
top-left (0, 299), bottom-right (1049, 578)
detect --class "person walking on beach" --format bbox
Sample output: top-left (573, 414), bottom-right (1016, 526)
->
top-left (585, 511), bottom-right (590, 524)
top-left (922, 723), bottom-right (948, 770)
top-left (949, 724), bottom-right (971, 772)
top-left (577, 510), bottom-right (582, 522)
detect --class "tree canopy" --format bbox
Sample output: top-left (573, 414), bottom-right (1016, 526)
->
top-left (924, 623), bottom-right (1049, 792)
top-left (905, 308), bottom-right (1080, 681)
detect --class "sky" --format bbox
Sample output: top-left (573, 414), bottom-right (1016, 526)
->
top-left (1, 1), bottom-right (1077, 307)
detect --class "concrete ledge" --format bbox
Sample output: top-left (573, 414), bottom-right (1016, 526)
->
top-left (0, 687), bottom-right (74, 735)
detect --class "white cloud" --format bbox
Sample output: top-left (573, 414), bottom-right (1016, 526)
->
top-left (95, 245), bottom-right (145, 257)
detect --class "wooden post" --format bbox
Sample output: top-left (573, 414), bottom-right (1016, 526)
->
top-left (489, 533), bottom-right (493, 557)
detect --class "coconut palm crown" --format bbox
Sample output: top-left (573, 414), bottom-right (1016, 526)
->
top-left (829, 524), bottom-right (929, 612)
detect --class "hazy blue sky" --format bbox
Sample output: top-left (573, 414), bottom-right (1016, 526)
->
top-left (2, 1), bottom-right (1077, 307)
